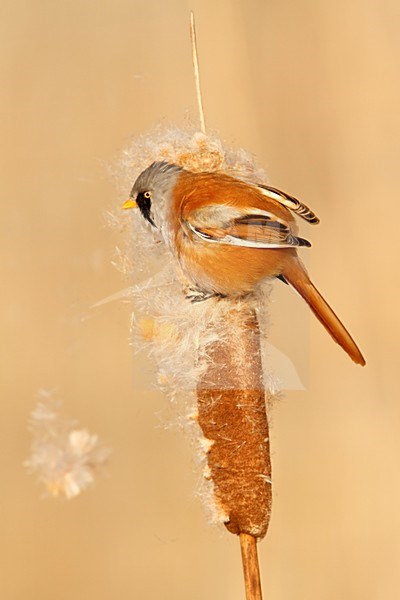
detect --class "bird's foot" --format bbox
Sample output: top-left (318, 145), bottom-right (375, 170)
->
top-left (185, 287), bottom-right (226, 303)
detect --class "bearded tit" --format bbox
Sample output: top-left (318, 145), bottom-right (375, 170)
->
top-left (123, 161), bottom-right (365, 366)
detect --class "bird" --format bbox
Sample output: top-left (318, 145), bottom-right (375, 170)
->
top-left (122, 161), bottom-right (365, 366)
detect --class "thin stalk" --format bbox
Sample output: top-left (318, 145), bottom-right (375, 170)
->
top-left (240, 533), bottom-right (263, 600)
top-left (190, 11), bottom-right (206, 134)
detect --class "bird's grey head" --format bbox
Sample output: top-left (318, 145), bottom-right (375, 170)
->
top-left (125, 161), bottom-right (183, 228)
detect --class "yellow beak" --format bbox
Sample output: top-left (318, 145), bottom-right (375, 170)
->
top-left (122, 198), bottom-right (138, 209)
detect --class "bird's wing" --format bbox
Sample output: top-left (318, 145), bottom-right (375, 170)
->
top-left (184, 205), bottom-right (311, 249)
top-left (256, 184), bottom-right (320, 225)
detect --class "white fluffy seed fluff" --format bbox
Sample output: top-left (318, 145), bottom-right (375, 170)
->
top-left (25, 391), bottom-right (111, 499)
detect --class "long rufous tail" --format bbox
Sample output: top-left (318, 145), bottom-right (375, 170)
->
top-left (282, 256), bottom-right (365, 366)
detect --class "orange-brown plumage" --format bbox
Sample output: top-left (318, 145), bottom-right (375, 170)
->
top-left (127, 162), bottom-right (365, 366)
top-left (170, 172), bottom-right (297, 293)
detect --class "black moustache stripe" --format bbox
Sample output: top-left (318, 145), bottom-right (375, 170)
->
top-left (136, 193), bottom-right (156, 228)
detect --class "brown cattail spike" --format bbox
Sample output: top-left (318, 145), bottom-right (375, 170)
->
top-left (197, 301), bottom-right (272, 539)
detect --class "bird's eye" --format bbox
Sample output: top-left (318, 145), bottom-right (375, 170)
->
top-left (143, 191), bottom-right (151, 199)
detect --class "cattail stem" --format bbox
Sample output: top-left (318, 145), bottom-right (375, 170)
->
top-left (189, 13), bottom-right (270, 600)
top-left (240, 533), bottom-right (263, 600)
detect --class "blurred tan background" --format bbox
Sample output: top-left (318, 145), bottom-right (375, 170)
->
top-left (1, 1), bottom-right (399, 598)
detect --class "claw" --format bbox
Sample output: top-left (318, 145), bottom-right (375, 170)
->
top-left (185, 287), bottom-right (226, 303)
